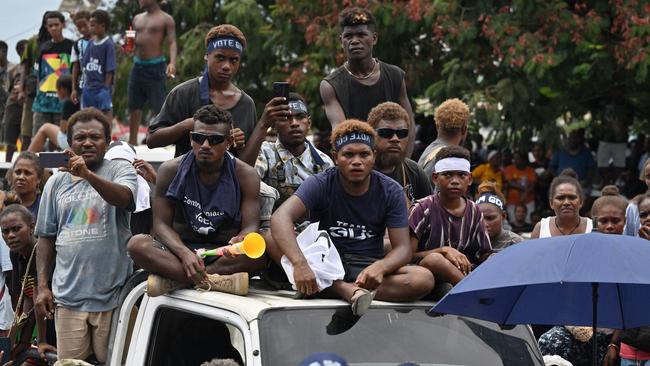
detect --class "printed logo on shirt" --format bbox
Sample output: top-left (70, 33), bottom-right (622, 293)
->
top-left (329, 221), bottom-right (376, 240)
top-left (39, 53), bottom-right (71, 95)
top-left (57, 189), bottom-right (107, 244)
top-left (183, 195), bottom-right (225, 235)
top-left (84, 57), bottom-right (103, 74)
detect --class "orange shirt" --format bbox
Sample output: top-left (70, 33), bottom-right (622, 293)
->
top-left (502, 164), bottom-right (536, 205)
top-left (471, 163), bottom-right (504, 193)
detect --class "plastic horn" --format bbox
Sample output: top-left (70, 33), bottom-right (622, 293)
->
top-left (200, 233), bottom-right (266, 259)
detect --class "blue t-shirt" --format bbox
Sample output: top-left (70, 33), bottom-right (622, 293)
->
top-left (549, 147), bottom-right (596, 181)
top-left (295, 168), bottom-right (408, 258)
top-left (81, 37), bottom-right (116, 90)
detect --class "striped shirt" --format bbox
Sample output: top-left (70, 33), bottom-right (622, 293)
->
top-left (408, 194), bottom-right (492, 263)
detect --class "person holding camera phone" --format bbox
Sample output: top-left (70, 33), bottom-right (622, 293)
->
top-left (147, 24), bottom-right (256, 158)
top-left (319, 7), bottom-right (416, 157)
top-left (34, 108), bottom-right (137, 363)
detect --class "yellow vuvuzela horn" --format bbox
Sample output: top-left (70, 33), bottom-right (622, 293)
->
top-left (201, 232), bottom-right (266, 259)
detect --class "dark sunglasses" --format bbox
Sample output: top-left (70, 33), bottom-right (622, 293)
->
top-left (190, 132), bottom-right (226, 146)
top-left (376, 128), bottom-right (409, 139)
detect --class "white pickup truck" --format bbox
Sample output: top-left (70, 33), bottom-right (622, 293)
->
top-left (19, 271), bottom-right (544, 366)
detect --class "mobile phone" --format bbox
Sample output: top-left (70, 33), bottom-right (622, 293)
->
top-left (273, 82), bottom-right (290, 99)
top-left (39, 152), bottom-right (70, 168)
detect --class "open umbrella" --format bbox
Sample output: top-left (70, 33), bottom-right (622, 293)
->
top-left (432, 232), bottom-right (650, 366)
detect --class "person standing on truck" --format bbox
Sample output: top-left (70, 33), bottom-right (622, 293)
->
top-left (34, 108), bottom-right (138, 363)
top-left (271, 120), bottom-right (434, 316)
top-left (127, 104), bottom-right (263, 297)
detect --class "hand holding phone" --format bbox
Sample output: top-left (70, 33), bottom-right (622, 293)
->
top-left (39, 152), bottom-right (70, 169)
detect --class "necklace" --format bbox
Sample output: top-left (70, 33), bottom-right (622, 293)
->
top-left (343, 58), bottom-right (378, 80)
top-left (554, 217), bottom-right (581, 236)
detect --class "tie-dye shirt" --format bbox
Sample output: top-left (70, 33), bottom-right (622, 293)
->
top-left (35, 159), bottom-right (137, 312)
top-left (408, 194), bottom-right (492, 264)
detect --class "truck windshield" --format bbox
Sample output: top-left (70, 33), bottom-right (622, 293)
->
top-left (259, 306), bottom-right (542, 366)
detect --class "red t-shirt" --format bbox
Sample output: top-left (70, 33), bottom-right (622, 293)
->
top-left (502, 165), bottom-right (536, 205)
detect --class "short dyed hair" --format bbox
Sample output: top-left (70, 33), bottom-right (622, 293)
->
top-left (330, 119), bottom-right (377, 151)
top-left (0, 204), bottom-right (34, 226)
top-left (72, 10), bottom-right (91, 21)
top-left (205, 24), bottom-right (247, 49)
top-left (91, 9), bottom-right (111, 29)
top-left (339, 7), bottom-right (376, 31)
top-left (193, 104), bottom-right (233, 129)
top-left (434, 98), bottom-right (469, 133)
top-left (367, 102), bottom-right (410, 128)
top-left (434, 145), bottom-right (471, 163)
top-left (67, 108), bottom-right (111, 143)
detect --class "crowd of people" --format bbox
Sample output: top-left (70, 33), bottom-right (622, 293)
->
top-left (0, 2), bottom-right (648, 366)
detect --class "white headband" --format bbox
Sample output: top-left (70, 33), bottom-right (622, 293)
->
top-left (434, 157), bottom-right (470, 173)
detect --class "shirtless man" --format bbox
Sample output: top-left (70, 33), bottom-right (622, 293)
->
top-left (128, 104), bottom-right (263, 297)
top-left (128, 0), bottom-right (177, 145)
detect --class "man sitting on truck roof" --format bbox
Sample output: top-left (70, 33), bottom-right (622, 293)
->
top-left (128, 104), bottom-right (263, 297)
top-left (271, 119), bottom-right (434, 316)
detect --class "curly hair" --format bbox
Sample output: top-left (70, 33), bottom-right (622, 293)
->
top-left (339, 7), bottom-right (376, 31)
top-left (67, 108), bottom-right (111, 144)
top-left (367, 102), bottom-right (410, 128)
top-left (193, 104), bottom-right (233, 129)
top-left (205, 24), bottom-right (247, 49)
top-left (434, 145), bottom-right (470, 163)
top-left (434, 98), bottom-right (469, 132)
top-left (477, 180), bottom-right (506, 203)
top-left (331, 119), bottom-right (377, 150)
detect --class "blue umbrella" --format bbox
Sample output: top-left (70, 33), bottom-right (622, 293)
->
top-left (432, 232), bottom-right (650, 366)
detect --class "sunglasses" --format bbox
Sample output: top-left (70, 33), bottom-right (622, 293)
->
top-left (376, 128), bottom-right (409, 139)
top-left (190, 132), bottom-right (226, 146)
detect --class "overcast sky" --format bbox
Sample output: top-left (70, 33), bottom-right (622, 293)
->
top-left (0, 0), bottom-right (77, 63)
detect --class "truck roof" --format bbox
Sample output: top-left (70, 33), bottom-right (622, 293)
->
top-left (163, 284), bottom-right (436, 323)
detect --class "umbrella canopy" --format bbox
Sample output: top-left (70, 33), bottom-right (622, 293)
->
top-left (432, 232), bottom-right (650, 329)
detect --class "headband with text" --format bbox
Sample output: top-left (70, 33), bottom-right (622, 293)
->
top-left (206, 36), bottom-right (244, 54)
top-left (335, 132), bottom-right (374, 151)
top-left (476, 193), bottom-right (505, 211)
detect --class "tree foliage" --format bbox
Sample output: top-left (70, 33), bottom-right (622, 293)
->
top-left (107, 0), bottom-right (650, 148)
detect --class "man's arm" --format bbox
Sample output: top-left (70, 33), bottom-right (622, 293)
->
top-left (35, 236), bottom-right (56, 320)
top-left (165, 14), bottom-right (177, 77)
top-left (270, 195), bottom-right (319, 294)
top-left (105, 71), bottom-right (113, 88)
top-left (71, 62), bottom-right (80, 104)
top-left (234, 163), bottom-right (261, 237)
top-left (147, 117), bottom-right (193, 148)
top-left (398, 80), bottom-right (416, 158)
top-left (63, 151), bottom-right (134, 209)
top-left (238, 97), bottom-right (289, 166)
top-left (355, 227), bottom-right (412, 290)
top-left (319, 80), bottom-right (346, 128)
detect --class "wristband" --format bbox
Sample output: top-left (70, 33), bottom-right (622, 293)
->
top-left (607, 343), bottom-right (619, 351)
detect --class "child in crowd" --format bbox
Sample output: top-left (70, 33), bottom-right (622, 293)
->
top-left (409, 146), bottom-right (492, 286)
top-left (475, 181), bottom-right (523, 251)
top-left (510, 204), bottom-right (534, 234)
top-left (80, 10), bottom-right (115, 119)
top-left (28, 74), bottom-right (79, 152)
top-left (70, 10), bottom-right (92, 106)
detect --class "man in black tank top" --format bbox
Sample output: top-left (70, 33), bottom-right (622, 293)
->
top-left (319, 7), bottom-right (416, 156)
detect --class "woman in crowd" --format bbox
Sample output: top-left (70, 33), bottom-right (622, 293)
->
top-left (604, 193), bottom-right (650, 366)
top-left (530, 169), bottom-right (593, 239)
top-left (10, 152), bottom-right (44, 218)
top-left (474, 181), bottom-right (523, 251)
top-left (0, 204), bottom-right (56, 359)
top-left (539, 190), bottom-right (627, 366)
top-left (624, 157), bottom-right (650, 236)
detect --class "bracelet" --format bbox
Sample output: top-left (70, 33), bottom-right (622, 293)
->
top-left (608, 343), bottom-right (619, 351)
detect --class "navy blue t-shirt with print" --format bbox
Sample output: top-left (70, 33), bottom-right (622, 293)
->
top-left (295, 168), bottom-right (408, 258)
top-left (81, 37), bottom-right (116, 90)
